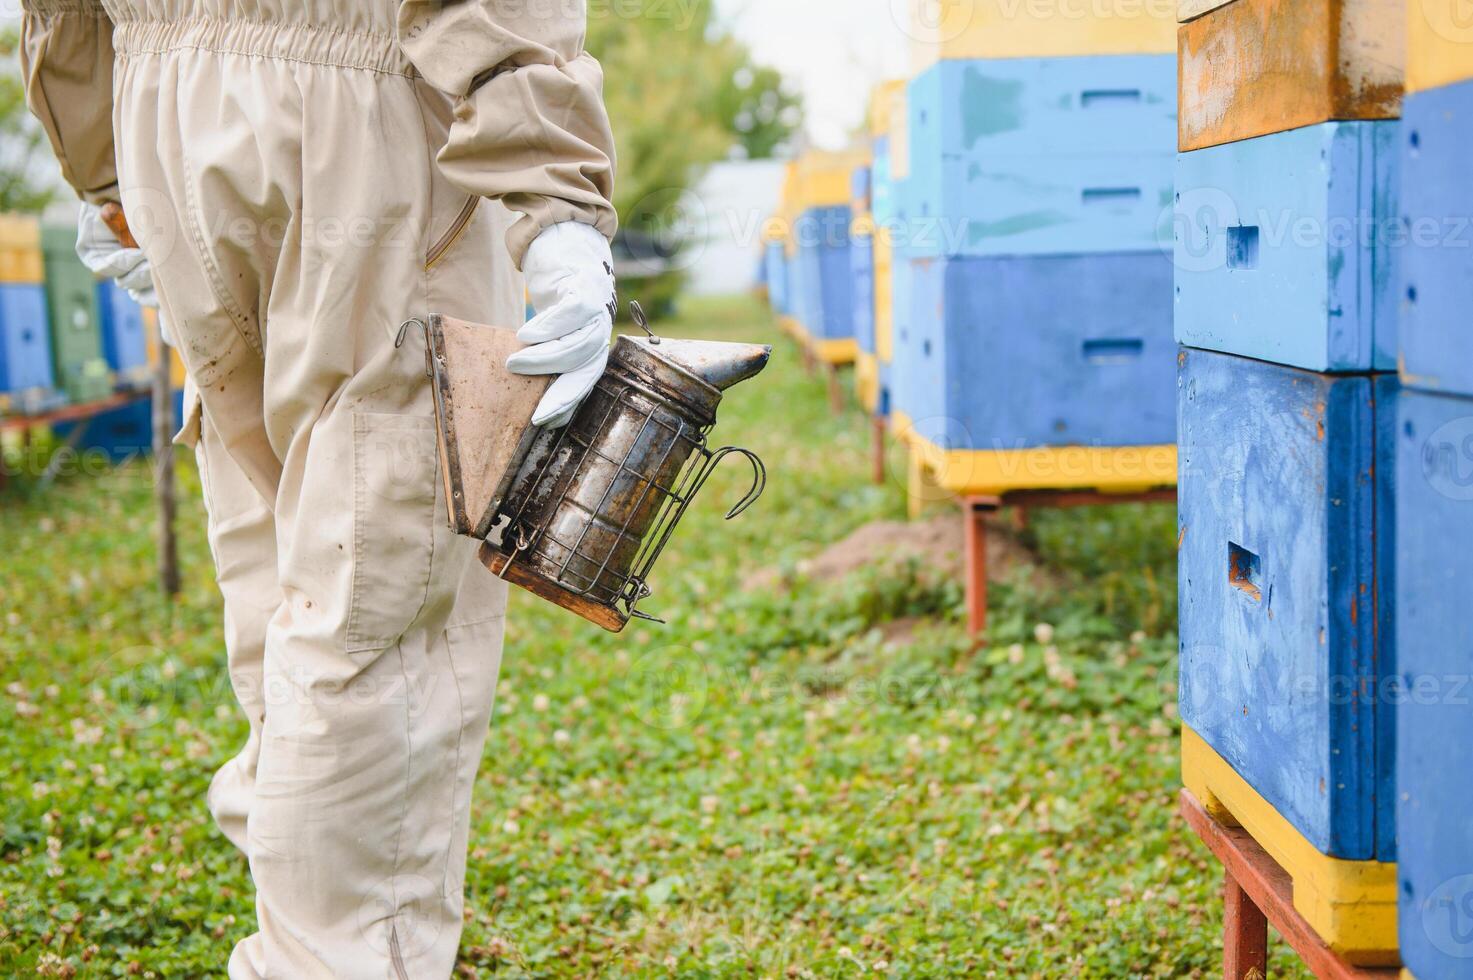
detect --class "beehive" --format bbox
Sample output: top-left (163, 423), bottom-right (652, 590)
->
top-left (97, 281), bottom-right (150, 389)
top-left (41, 224), bottom-right (112, 403)
top-left (784, 149), bottom-right (867, 363)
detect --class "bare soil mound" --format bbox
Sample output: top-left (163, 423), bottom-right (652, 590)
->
top-left (745, 512), bottom-right (1042, 591)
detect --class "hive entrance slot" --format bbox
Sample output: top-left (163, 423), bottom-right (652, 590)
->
top-left (1081, 89), bottom-right (1142, 108)
top-left (1228, 542), bottom-right (1263, 602)
top-left (1081, 187), bottom-right (1142, 206)
top-left (1082, 338), bottom-right (1144, 364)
top-left (1226, 225), bottom-right (1260, 270)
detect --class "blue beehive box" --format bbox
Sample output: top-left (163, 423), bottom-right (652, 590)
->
top-left (1400, 78), bottom-right (1473, 399)
top-left (1396, 387), bottom-right (1473, 977)
top-left (889, 256), bottom-right (917, 424)
top-left (96, 280), bottom-right (150, 389)
top-left (900, 252), bottom-right (1176, 449)
top-left (851, 165), bottom-right (871, 216)
top-left (763, 241), bottom-right (789, 316)
top-left (901, 54), bottom-right (1176, 260)
top-left (1175, 121), bottom-right (1401, 373)
top-left (871, 137), bottom-right (895, 230)
top-left (0, 283), bottom-right (61, 412)
top-left (53, 397), bottom-right (152, 462)
top-left (1178, 347), bottom-right (1397, 862)
top-left (790, 206), bottom-right (854, 343)
top-left (852, 225), bottom-right (875, 359)
top-left (52, 389), bottom-right (186, 463)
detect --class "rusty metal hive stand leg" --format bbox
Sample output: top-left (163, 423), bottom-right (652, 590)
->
top-left (1180, 790), bottom-right (1402, 980)
top-left (962, 488), bottom-right (1177, 636)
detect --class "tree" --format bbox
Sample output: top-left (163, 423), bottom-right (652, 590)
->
top-left (707, 56), bottom-right (803, 161)
top-left (0, 28), bottom-right (60, 214)
top-left (588, 0), bottom-right (801, 311)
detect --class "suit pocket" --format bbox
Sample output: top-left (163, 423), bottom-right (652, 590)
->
top-left (347, 412), bottom-right (440, 654)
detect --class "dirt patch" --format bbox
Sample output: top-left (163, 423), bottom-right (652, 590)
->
top-left (745, 512), bottom-right (1042, 591)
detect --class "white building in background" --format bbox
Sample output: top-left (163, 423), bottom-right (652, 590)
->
top-left (683, 159), bottom-right (788, 297)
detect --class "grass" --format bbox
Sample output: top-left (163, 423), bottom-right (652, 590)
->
top-left (0, 294), bottom-right (1313, 977)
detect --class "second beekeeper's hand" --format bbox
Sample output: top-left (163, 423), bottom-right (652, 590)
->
top-left (75, 203), bottom-right (158, 308)
top-left (506, 221), bottom-right (616, 428)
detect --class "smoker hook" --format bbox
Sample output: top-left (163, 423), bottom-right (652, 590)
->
top-left (706, 446), bottom-right (767, 519)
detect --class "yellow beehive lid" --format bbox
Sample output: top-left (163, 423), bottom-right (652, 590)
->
top-left (909, 0), bottom-right (1176, 72)
top-left (1408, 1), bottom-right (1473, 93)
top-left (0, 213), bottom-right (45, 284)
top-left (869, 80), bottom-right (908, 138)
top-left (790, 148), bottom-right (870, 212)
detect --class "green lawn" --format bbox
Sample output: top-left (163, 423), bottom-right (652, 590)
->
top-left (0, 294), bottom-right (1311, 977)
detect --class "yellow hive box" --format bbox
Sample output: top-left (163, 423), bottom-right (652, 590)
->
top-left (777, 160), bottom-right (800, 257)
top-left (869, 80), bottom-right (908, 139)
top-left (873, 235), bottom-right (894, 364)
top-left (1407, 0), bottom-right (1473, 93)
top-left (790, 148), bottom-right (871, 213)
top-left (1183, 727), bottom-right (1400, 966)
top-left (0, 214), bottom-right (45, 285)
top-left (855, 351), bottom-right (880, 413)
top-left (142, 308), bottom-right (189, 388)
top-left (910, 0), bottom-right (1176, 72)
top-left (1178, 0), bottom-right (1404, 151)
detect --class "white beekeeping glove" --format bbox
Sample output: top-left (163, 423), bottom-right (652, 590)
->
top-left (75, 203), bottom-right (158, 309)
top-left (506, 221), bottom-right (616, 428)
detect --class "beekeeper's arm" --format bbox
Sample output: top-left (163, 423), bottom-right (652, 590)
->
top-left (20, 0), bottom-right (117, 205)
top-left (398, 0), bottom-right (619, 427)
top-left (21, 0), bottom-right (157, 305)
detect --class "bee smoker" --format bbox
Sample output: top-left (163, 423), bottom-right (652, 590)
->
top-left (413, 305), bottom-right (770, 632)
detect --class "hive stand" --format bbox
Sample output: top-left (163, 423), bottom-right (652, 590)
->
top-left (1180, 790), bottom-right (1401, 980)
top-left (962, 489), bottom-right (1176, 635)
top-left (0, 389), bottom-right (150, 486)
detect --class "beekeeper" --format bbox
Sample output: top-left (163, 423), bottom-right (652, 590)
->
top-left (22, 1), bottom-right (617, 976)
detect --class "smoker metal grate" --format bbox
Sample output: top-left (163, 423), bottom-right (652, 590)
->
top-left (495, 375), bottom-right (764, 623)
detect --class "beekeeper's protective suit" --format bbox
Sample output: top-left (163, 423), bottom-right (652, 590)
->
top-left (21, 2), bottom-right (618, 976)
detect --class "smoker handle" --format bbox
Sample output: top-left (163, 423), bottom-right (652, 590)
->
top-left (705, 446), bottom-right (766, 520)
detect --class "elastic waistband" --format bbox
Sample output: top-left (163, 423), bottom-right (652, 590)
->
top-left (112, 17), bottom-right (414, 77)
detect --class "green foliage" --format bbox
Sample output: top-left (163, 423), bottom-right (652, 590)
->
top-left (0, 28), bottom-right (59, 214)
top-left (0, 296), bottom-right (1309, 978)
top-left (589, 0), bottom-right (799, 261)
top-left (706, 59), bottom-right (802, 161)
